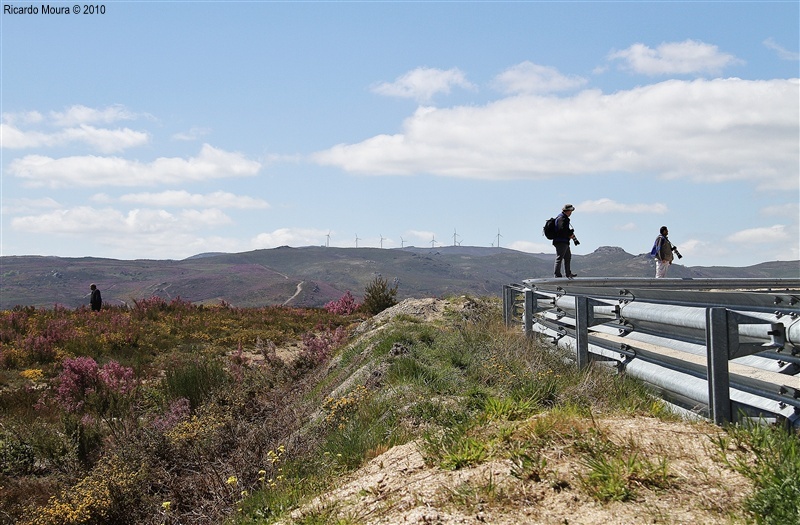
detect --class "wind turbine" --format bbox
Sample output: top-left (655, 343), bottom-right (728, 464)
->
top-left (379, 234), bottom-right (385, 249)
top-left (355, 234), bottom-right (361, 248)
top-left (496, 228), bottom-right (503, 248)
top-left (325, 231), bottom-right (331, 248)
top-left (452, 228), bottom-right (461, 247)
top-left (400, 236), bottom-right (405, 248)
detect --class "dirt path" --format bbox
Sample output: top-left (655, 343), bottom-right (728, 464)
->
top-left (283, 281), bottom-right (304, 305)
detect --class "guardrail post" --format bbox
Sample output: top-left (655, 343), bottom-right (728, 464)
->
top-left (524, 289), bottom-right (534, 336)
top-left (706, 307), bottom-right (733, 425)
top-left (575, 295), bottom-right (591, 370)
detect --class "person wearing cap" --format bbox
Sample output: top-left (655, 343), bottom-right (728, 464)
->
top-left (553, 204), bottom-right (577, 278)
top-left (89, 283), bottom-right (102, 311)
top-left (654, 226), bottom-right (674, 278)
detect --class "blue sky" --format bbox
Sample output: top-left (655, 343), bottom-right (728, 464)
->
top-left (1, 1), bottom-right (798, 268)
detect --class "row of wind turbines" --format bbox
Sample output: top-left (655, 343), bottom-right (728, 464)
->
top-left (324, 229), bottom-right (505, 249)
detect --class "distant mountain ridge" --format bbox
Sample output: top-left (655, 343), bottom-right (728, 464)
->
top-left (1, 246), bottom-right (797, 309)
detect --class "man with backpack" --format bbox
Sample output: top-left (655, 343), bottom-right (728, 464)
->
top-left (651, 226), bottom-right (680, 278)
top-left (550, 204), bottom-right (578, 278)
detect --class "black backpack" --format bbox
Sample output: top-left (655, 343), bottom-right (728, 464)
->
top-left (543, 217), bottom-right (557, 240)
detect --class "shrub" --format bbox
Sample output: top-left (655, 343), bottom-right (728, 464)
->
top-left (162, 356), bottom-right (229, 410)
top-left (361, 276), bottom-right (398, 315)
top-left (0, 431), bottom-right (35, 475)
top-left (324, 291), bottom-right (360, 315)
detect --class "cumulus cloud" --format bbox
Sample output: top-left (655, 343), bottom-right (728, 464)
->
top-left (1, 197), bottom-right (61, 215)
top-left (726, 225), bottom-right (790, 244)
top-left (11, 206), bottom-right (229, 234)
top-left (11, 206), bottom-right (238, 258)
top-left (1, 105), bottom-right (151, 152)
top-left (492, 62), bottom-right (587, 95)
top-left (251, 228), bottom-right (328, 249)
top-left (0, 122), bottom-right (149, 152)
top-left (607, 39), bottom-right (742, 76)
top-left (763, 38), bottom-right (800, 61)
top-left (577, 198), bottom-right (668, 214)
top-left (48, 104), bottom-right (137, 127)
top-left (314, 78), bottom-right (798, 188)
top-left (119, 190), bottom-right (269, 209)
top-left (371, 67), bottom-right (476, 103)
top-left (9, 144), bottom-right (262, 188)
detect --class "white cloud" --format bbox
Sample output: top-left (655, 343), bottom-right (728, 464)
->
top-left (761, 202), bottom-right (799, 218)
top-left (615, 222), bottom-right (638, 231)
top-left (251, 228), bottom-right (328, 249)
top-left (726, 225), bottom-right (790, 244)
top-left (1, 105), bottom-right (149, 152)
top-left (763, 38), bottom-right (800, 61)
top-left (577, 198), bottom-right (668, 214)
top-left (492, 62), bottom-right (587, 95)
top-left (120, 190), bottom-right (269, 209)
top-left (314, 78), bottom-right (798, 188)
top-left (1, 122), bottom-right (149, 152)
top-left (1, 110), bottom-right (43, 126)
top-left (608, 40), bottom-right (742, 76)
top-left (172, 126), bottom-right (212, 141)
top-left (49, 104), bottom-right (137, 127)
top-left (509, 240), bottom-right (551, 253)
top-left (405, 230), bottom-right (437, 246)
top-left (371, 67), bottom-right (476, 103)
top-left (10, 206), bottom-right (239, 258)
top-left (10, 206), bottom-right (223, 235)
top-left (1, 197), bottom-right (61, 215)
top-left (9, 144), bottom-right (262, 188)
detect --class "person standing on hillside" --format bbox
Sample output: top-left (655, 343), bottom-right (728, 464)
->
top-left (89, 283), bottom-right (102, 311)
top-left (553, 204), bottom-right (578, 278)
top-left (653, 226), bottom-right (675, 278)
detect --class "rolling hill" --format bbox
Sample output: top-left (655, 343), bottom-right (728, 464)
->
top-left (1, 245), bottom-right (798, 309)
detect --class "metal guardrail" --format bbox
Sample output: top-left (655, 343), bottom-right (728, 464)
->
top-left (502, 278), bottom-right (800, 427)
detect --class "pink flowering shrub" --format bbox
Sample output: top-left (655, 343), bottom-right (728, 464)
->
top-left (56, 356), bottom-right (100, 413)
top-left (324, 291), bottom-right (360, 315)
top-left (55, 357), bottom-right (137, 418)
top-left (298, 325), bottom-right (348, 366)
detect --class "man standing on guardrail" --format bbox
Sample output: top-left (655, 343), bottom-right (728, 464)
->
top-left (652, 226), bottom-right (680, 278)
top-left (553, 204), bottom-right (578, 278)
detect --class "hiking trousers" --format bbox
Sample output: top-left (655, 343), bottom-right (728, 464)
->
top-left (553, 242), bottom-right (572, 277)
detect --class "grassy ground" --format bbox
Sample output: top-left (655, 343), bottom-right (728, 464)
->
top-left (0, 296), bottom-right (797, 524)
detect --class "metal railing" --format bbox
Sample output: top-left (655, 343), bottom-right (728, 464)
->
top-left (502, 278), bottom-right (800, 427)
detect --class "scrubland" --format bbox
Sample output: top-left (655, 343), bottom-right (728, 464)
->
top-left (0, 295), bottom-right (797, 524)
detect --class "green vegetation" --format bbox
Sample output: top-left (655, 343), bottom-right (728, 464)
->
top-left (0, 294), bottom-right (796, 524)
top-left (360, 275), bottom-right (398, 315)
top-left (714, 420), bottom-right (800, 525)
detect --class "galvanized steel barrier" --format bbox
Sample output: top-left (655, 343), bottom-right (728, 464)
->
top-left (502, 278), bottom-right (800, 427)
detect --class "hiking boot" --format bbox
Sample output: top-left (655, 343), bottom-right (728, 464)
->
top-left (567, 273), bottom-right (578, 278)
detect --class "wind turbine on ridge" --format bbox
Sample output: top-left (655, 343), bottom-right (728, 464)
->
top-left (379, 234), bottom-right (385, 249)
top-left (355, 234), bottom-right (361, 248)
